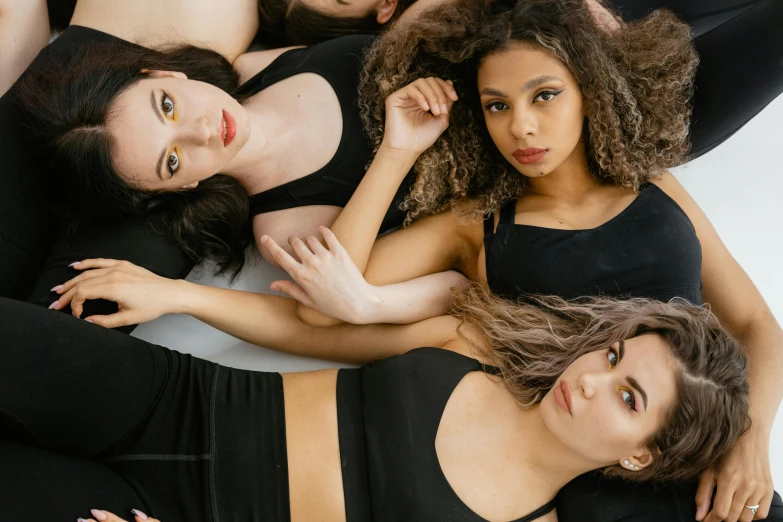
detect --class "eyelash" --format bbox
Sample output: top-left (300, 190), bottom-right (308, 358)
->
top-left (167, 147), bottom-right (180, 176)
top-left (160, 92), bottom-right (180, 176)
top-left (607, 348), bottom-right (637, 411)
top-left (482, 89), bottom-right (564, 113)
top-left (161, 91), bottom-right (176, 120)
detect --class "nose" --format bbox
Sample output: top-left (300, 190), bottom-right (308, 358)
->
top-left (180, 115), bottom-right (212, 146)
top-left (509, 107), bottom-right (537, 139)
top-left (577, 371), bottom-right (608, 400)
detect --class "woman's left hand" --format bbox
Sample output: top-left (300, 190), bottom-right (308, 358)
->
top-left (585, 0), bottom-right (621, 34)
top-left (77, 508), bottom-right (159, 522)
top-left (696, 427), bottom-right (774, 522)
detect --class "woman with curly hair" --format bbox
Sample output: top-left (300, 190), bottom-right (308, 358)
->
top-left (243, 1), bottom-right (782, 520)
top-left (0, 250), bottom-right (753, 521)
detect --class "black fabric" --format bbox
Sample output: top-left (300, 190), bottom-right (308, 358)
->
top-left (483, 184), bottom-right (703, 304)
top-left (239, 35), bottom-right (414, 233)
top-left (0, 297), bottom-right (289, 522)
top-left (337, 348), bottom-right (557, 522)
top-left (0, 26), bottom-right (195, 332)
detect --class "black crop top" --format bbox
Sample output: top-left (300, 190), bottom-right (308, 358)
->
top-left (483, 184), bottom-right (703, 304)
top-left (336, 348), bottom-right (556, 522)
top-left (235, 35), bottom-right (414, 233)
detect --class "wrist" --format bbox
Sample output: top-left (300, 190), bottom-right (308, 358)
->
top-left (352, 284), bottom-right (386, 324)
top-left (377, 140), bottom-right (424, 165)
top-left (171, 279), bottom-right (202, 316)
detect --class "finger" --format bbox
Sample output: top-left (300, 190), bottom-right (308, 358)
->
top-left (55, 275), bottom-right (118, 316)
top-left (425, 76), bottom-right (449, 114)
top-left (84, 311), bottom-right (138, 329)
top-left (727, 488), bottom-right (754, 522)
top-left (270, 280), bottom-right (314, 308)
top-left (130, 508), bottom-right (151, 521)
top-left (304, 235), bottom-right (329, 256)
top-left (412, 78), bottom-right (442, 115)
top-left (400, 84), bottom-right (431, 113)
top-left (86, 510), bottom-right (127, 522)
top-left (436, 77), bottom-right (459, 102)
top-left (318, 226), bottom-right (348, 256)
top-left (704, 479), bottom-right (737, 522)
top-left (54, 267), bottom-right (116, 295)
top-left (695, 468), bottom-right (717, 521)
top-left (755, 493), bottom-right (772, 519)
top-left (288, 235), bottom-right (315, 263)
top-left (259, 235), bottom-right (303, 275)
top-left (69, 259), bottom-right (127, 271)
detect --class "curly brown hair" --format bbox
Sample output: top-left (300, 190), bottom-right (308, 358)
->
top-left (359, 0), bottom-right (699, 223)
top-left (451, 284), bottom-right (750, 482)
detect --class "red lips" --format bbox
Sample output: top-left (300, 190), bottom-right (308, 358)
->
top-left (512, 148), bottom-right (547, 165)
top-left (222, 110), bottom-right (236, 146)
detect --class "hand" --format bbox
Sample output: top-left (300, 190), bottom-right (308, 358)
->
top-left (260, 227), bottom-right (383, 324)
top-left (696, 428), bottom-right (774, 522)
top-left (382, 77), bottom-right (458, 154)
top-left (77, 508), bottom-right (158, 522)
top-left (585, 0), bottom-right (622, 34)
top-left (50, 259), bottom-right (184, 328)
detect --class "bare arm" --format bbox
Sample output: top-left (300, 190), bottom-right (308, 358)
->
top-left (0, 0), bottom-right (49, 96)
top-left (654, 173), bottom-right (782, 521)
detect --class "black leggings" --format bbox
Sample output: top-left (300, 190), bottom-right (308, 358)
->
top-left (1, 0), bottom-right (781, 330)
top-left (2, 297), bottom-right (783, 522)
top-left (0, 297), bottom-right (289, 522)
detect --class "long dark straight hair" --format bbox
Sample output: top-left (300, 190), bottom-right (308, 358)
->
top-left (15, 43), bottom-right (253, 275)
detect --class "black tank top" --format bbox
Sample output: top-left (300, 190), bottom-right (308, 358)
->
top-left (235, 35), bottom-right (414, 233)
top-left (483, 184), bottom-right (703, 303)
top-left (336, 347), bottom-right (557, 522)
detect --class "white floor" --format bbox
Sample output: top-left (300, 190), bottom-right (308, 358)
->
top-left (132, 94), bottom-right (783, 488)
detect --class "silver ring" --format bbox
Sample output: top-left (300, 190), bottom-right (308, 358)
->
top-left (745, 504), bottom-right (760, 516)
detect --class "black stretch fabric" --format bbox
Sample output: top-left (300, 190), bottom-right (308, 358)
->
top-left (0, 298), bottom-right (557, 522)
top-left (238, 35), bottom-right (414, 233)
top-left (483, 184), bottom-right (703, 304)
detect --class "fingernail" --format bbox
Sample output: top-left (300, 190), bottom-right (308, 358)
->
top-left (90, 510), bottom-right (108, 521)
top-left (441, 103), bottom-right (448, 113)
top-left (423, 102), bottom-right (429, 111)
top-left (77, 518), bottom-right (88, 522)
top-left (48, 300), bottom-right (59, 310)
top-left (130, 509), bottom-right (149, 521)
top-left (69, 261), bottom-right (81, 268)
top-left (260, 235), bottom-right (268, 243)
top-left (270, 285), bottom-right (278, 291)
top-left (85, 319), bottom-right (94, 323)
top-left (51, 285), bottom-right (64, 292)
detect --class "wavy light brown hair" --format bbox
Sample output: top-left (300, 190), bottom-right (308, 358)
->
top-left (451, 284), bottom-right (750, 482)
top-left (359, 0), bottom-right (699, 222)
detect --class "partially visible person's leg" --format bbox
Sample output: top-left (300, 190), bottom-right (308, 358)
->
top-left (0, 439), bottom-right (147, 521)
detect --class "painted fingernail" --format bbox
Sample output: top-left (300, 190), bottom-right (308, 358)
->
top-left (51, 285), bottom-right (64, 292)
top-left (69, 261), bottom-right (81, 268)
top-left (85, 319), bottom-right (94, 323)
top-left (260, 235), bottom-right (268, 243)
top-left (441, 103), bottom-right (448, 113)
top-left (130, 509), bottom-right (149, 521)
top-left (77, 518), bottom-right (89, 522)
top-left (90, 510), bottom-right (108, 521)
top-left (48, 300), bottom-right (59, 310)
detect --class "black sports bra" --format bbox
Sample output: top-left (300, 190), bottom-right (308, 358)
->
top-left (483, 184), bottom-right (703, 304)
top-left (235, 35), bottom-right (414, 233)
top-left (337, 347), bottom-right (557, 522)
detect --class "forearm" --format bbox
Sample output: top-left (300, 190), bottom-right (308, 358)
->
top-left (0, 0), bottom-right (49, 96)
top-left (330, 144), bottom-right (419, 273)
top-left (358, 270), bottom-right (468, 324)
top-left (742, 310), bottom-right (783, 432)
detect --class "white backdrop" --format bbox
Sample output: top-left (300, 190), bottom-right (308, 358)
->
top-left (133, 94), bottom-right (783, 488)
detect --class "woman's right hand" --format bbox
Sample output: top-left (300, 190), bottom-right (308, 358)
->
top-left (77, 508), bottom-right (158, 522)
top-left (50, 259), bottom-right (184, 328)
top-left (382, 77), bottom-right (458, 155)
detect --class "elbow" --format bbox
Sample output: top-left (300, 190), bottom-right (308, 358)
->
top-left (295, 302), bottom-right (345, 327)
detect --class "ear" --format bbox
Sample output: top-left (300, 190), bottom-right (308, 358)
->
top-left (619, 451), bottom-right (653, 472)
top-left (375, 0), bottom-right (399, 24)
top-left (140, 69), bottom-right (188, 80)
top-left (181, 181), bottom-right (199, 190)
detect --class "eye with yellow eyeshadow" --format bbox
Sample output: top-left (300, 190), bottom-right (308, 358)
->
top-left (167, 146), bottom-right (180, 176)
top-left (607, 347), bottom-right (619, 369)
top-left (161, 91), bottom-right (176, 120)
top-left (617, 386), bottom-right (637, 411)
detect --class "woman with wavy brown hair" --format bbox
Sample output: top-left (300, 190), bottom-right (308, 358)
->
top-left (238, 1), bottom-right (783, 520)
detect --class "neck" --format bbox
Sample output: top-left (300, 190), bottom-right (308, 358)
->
top-left (221, 98), bottom-right (290, 195)
top-left (524, 140), bottom-right (601, 202)
top-left (514, 405), bottom-right (602, 496)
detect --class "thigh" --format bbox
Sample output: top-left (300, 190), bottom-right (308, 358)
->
top-left (0, 439), bottom-right (147, 521)
top-left (25, 218), bottom-right (194, 334)
top-left (556, 470), bottom-right (783, 521)
top-left (0, 297), bottom-right (213, 460)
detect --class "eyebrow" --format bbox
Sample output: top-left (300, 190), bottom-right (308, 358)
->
top-left (479, 75), bottom-right (564, 98)
top-left (616, 340), bottom-right (648, 411)
top-left (336, 0), bottom-right (349, 4)
top-left (151, 90), bottom-right (166, 180)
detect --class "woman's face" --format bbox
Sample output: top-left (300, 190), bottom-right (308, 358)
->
top-left (107, 71), bottom-right (251, 191)
top-left (477, 43), bottom-right (585, 179)
top-left (539, 334), bottom-right (678, 472)
top-left (297, 0), bottom-right (398, 23)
